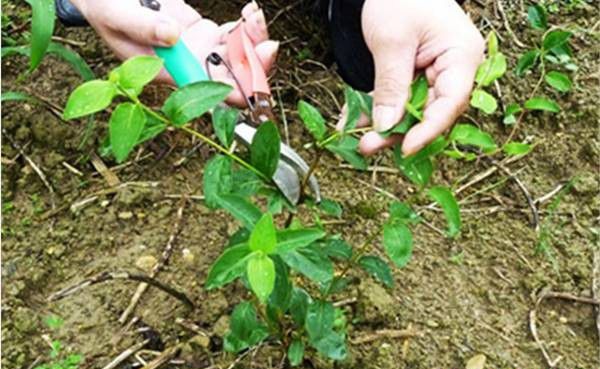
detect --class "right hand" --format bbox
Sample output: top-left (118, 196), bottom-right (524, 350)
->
top-left (70, 0), bottom-right (279, 106)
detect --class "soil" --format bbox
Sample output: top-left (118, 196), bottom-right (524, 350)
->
top-left (2, 1), bottom-right (599, 368)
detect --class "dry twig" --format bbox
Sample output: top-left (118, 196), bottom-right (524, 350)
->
top-left (48, 271), bottom-right (194, 308)
top-left (119, 200), bottom-right (188, 324)
top-left (102, 339), bottom-right (150, 369)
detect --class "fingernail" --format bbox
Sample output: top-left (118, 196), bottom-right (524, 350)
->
top-left (156, 20), bottom-right (180, 45)
top-left (373, 105), bottom-right (399, 132)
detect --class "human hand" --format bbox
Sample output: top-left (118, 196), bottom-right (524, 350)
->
top-left (337, 0), bottom-right (484, 156)
top-left (70, 0), bottom-right (278, 106)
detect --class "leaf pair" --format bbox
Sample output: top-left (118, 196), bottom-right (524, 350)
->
top-left (206, 210), bottom-right (326, 304)
top-left (471, 32), bottom-right (506, 115)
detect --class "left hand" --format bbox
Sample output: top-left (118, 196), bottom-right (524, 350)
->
top-left (337, 0), bottom-right (484, 156)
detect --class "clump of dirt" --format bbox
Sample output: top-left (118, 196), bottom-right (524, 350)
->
top-left (2, 1), bottom-right (599, 369)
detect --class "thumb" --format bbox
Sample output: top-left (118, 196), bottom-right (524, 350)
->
top-left (370, 43), bottom-right (417, 132)
top-left (104, 4), bottom-right (181, 47)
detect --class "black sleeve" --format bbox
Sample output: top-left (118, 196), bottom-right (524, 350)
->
top-left (55, 0), bottom-right (88, 27)
top-left (324, 0), bottom-right (465, 92)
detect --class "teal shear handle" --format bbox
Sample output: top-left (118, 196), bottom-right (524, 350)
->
top-left (154, 40), bottom-right (209, 87)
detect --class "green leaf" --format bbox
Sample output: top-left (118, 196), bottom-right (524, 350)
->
top-left (343, 87), bottom-right (363, 131)
top-left (322, 238), bottom-right (352, 260)
top-left (358, 255), bottom-right (394, 287)
top-left (393, 138), bottom-right (448, 188)
top-left (250, 121), bottom-right (281, 178)
top-left (311, 331), bottom-right (347, 360)
top-left (503, 142), bottom-right (532, 156)
top-left (268, 256), bottom-right (292, 311)
top-left (162, 81), bottom-right (232, 126)
top-left (528, 4), bottom-right (548, 30)
top-left (503, 103), bottom-right (522, 125)
top-left (2, 43), bottom-right (95, 81)
top-left (280, 245), bottom-right (333, 284)
top-left (516, 50), bottom-right (540, 76)
top-left (224, 301), bottom-right (269, 352)
top-left (63, 80), bottom-right (117, 120)
top-left (276, 228), bottom-right (326, 253)
top-left (449, 124), bottom-right (496, 152)
top-left (298, 100), bottom-right (327, 141)
top-left (288, 339), bottom-right (305, 366)
top-left (475, 54), bottom-right (507, 86)
top-left (409, 74), bottom-right (429, 110)
top-left (289, 287), bottom-right (311, 326)
top-left (428, 186), bottom-right (461, 238)
top-left (217, 194), bottom-right (262, 229)
top-left (524, 97), bottom-right (561, 113)
top-left (247, 253), bottom-right (276, 303)
top-left (109, 103), bottom-right (146, 163)
top-left (305, 300), bottom-right (335, 340)
top-left (249, 213), bottom-right (277, 254)
top-left (111, 55), bottom-right (163, 90)
top-left (44, 315), bottom-right (64, 330)
top-left (389, 201), bottom-right (420, 224)
top-left (212, 105), bottom-right (238, 147)
top-left (444, 149), bottom-right (477, 161)
top-left (318, 199), bottom-right (342, 217)
top-left (487, 31), bottom-right (499, 56)
top-left (542, 30), bottom-right (572, 52)
top-left (1, 91), bottom-right (35, 102)
top-left (203, 155), bottom-right (233, 208)
top-left (470, 89), bottom-right (498, 114)
top-left (231, 168), bottom-right (263, 197)
top-left (383, 222), bottom-right (413, 268)
top-left (205, 243), bottom-right (252, 289)
top-left (27, 0), bottom-right (55, 71)
top-left (326, 136), bottom-right (368, 170)
top-left (544, 71), bottom-right (572, 92)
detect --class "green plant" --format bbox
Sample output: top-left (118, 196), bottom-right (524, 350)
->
top-left (35, 315), bottom-right (82, 369)
top-left (57, 17), bottom-right (576, 363)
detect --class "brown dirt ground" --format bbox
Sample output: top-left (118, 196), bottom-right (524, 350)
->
top-left (2, 1), bottom-right (599, 368)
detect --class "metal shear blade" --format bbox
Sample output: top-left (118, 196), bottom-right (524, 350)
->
top-left (235, 123), bottom-right (321, 205)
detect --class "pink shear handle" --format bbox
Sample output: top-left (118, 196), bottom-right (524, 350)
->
top-left (226, 20), bottom-right (271, 98)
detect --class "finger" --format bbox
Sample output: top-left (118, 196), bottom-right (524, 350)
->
top-left (102, 3), bottom-right (182, 47)
top-left (358, 131), bottom-right (403, 156)
top-left (371, 40), bottom-right (417, 132)
top-left (402, 48), bottom-right (477, 155)
top-left (254, 40), bottom-right (279, 72)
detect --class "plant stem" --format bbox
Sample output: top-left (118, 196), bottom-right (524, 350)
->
top-left (337, 231), bottom-right (380, 281)
top-left (318, 127), bottom-right (371, 147)
top-left (124, 90), bottom-right (268, 181)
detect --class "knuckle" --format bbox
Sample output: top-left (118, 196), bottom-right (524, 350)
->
top-left (375, 74), bottom-right (408, 98)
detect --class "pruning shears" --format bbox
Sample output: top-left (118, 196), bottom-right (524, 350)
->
top-left (140, 0), bottom-right (320, 205)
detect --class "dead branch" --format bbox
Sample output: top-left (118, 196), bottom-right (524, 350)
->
top-left (48, 271), bottom-right (194, 309)
top-left (119, 200), bottom-right (187, 324)
top-left (102, 339), bottom-right (150, 369)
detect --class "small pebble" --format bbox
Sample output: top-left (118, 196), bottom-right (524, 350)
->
top-left (426, 320), bottom-right (439, 328)
top-left (559, 316), bottom-right (568, 324)
top-left (182, 248), bottom-right (195, 265)
top-left (100, 200), bottom-right (110, 207)
top-left (135, 255), bottom-right (157, 271)
top-left (118, 211), bottom-right (134, 219)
